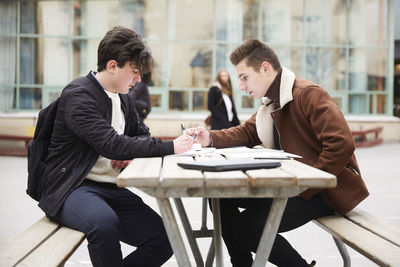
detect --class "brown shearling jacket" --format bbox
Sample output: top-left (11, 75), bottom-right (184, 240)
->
top-left (210, 78), bottom-right (369, 215)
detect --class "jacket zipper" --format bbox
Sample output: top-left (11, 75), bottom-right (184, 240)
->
top-left (346, 164), bottom-right (359, 175)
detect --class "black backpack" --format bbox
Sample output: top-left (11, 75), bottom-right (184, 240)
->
top-left (27, 98), bottom-right (59, 201)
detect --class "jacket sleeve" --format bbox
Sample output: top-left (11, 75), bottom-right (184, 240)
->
top-left (210, 112), bottom-right (261, 148)
top-left (299, 86), bottom-right (355, 176)
top-left (62, 89), bottom-right (173, 160)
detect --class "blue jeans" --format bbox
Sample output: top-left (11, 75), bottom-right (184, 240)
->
top-left (48, 180), bottom-right (172, 267)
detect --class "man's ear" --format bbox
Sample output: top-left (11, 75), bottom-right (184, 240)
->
top-left (106, 60), bottom-right (118, 73)
top-left (261, 61), bottom-right (272, 73)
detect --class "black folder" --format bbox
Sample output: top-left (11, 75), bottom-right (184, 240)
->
top-left (177, 159), bottom-right (281, 172)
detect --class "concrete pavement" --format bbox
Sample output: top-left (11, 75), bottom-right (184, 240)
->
top-left (1, 143), bottom-right (399, 266)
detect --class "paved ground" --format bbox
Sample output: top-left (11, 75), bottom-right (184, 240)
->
top-left (1, 143), bottom-right (399, 266)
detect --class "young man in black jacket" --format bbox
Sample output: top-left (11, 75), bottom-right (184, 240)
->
top-left (38, 26), bottom-right (194, 267)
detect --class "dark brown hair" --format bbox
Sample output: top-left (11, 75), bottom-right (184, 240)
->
top-left (97, 26), bottom-right (153, 74)
top-left (230, 38), bottom-right (281, 72)
top-left (216, 69), bottom-right (233, 96)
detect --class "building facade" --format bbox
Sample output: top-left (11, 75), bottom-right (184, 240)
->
top-left (0, 0), bottom-right (395, 117)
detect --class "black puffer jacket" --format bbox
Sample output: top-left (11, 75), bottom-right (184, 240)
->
top-left (39, 72), bottom-right (173, 217)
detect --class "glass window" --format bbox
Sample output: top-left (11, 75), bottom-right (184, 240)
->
top-left (371, 94), bottom-right (386, 114)
top-left (150, 93), bottom-right (162, 107)
top-left (143, 0), bottom-right (166, 40)
top-left (169, 90), bottom-right (188, 111)
top-left (20, 87), bottom-right (42, 110)
top-left (241, 95), bottom-right (254, 109)
top-left (193, 91), bottom-right (207, 111)
top-left (20, 2), bottom-right (36, 34)
top-left (349, 48), bottom-right (387, 92)
top-left (306, 48), bottom-right (346, 91)
top-left (305, 0), bottom-right (346, 44)
top-left (169, 43), bottom-right (212, 88)
top-left (36, 2), bottom-right (75, 36)
top-left (349, 94), bottom-right (367, 114)
top-left (350, 0), bottom-right (387, 46)
top-left (146, 41), bottom-right (164, 87)
top-left (263, 0), bottom-right (304, 44)
top-left (274, 46), bottom-right (303, 78)
top-left (242, 0), bottom-right (259, 40)
top-left (0, 2), bottom-right (17, 34)
top-left (172, 0), bottom-right (213, 40)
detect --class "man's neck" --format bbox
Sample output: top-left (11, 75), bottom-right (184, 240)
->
top-left (95, 71), bottom-right (117, 93)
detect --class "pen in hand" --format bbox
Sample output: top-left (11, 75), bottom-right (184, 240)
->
top-left (180, 123), bottom-right (185, 134)
top-left (181, 122), bottom-right (197, 140)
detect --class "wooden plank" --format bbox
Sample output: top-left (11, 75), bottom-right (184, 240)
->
top-left (346, 209), bottom-right (400, 247)
top-left (280, 160), bottom-right (336, 188)
top-left (19, 226), bottom-right (85, 267)
top-left (195, 155), bottom-right (249, 187)
top-left (0, 217), bottom-right (59, 267)
top-left (246, 163), bottom-right (296, 187)
top-left (161, 156), bottom-right (204, 187)
top-left (316, 216), bottom-right (400, 267)
top-left (118, 157), bottom-right (162, 187)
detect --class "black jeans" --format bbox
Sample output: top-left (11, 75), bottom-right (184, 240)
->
top-left (215, 193), bottom-right (334, 267)
top-left (49, 180), bottom-right (172, 267)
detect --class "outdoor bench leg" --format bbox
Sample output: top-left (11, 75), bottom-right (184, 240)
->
top-left (333, 236), bottom-right (351, 267)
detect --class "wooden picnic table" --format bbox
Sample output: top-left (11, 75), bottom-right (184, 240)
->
top-left (117, 153), bottom-right (336, 267)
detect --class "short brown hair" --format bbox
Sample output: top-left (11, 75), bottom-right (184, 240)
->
top-left (230, 39), bottom-right (281, 72)
top-left (97, 26), bottom-right (153, 74)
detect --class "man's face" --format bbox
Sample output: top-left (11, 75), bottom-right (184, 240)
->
top-left (113, 62), bottom-right (141, 94)
top-left (236, 60), bottom-right (270, 99)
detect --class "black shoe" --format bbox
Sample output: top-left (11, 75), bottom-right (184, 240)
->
top-left (309, 260), bottom-right (316, 266)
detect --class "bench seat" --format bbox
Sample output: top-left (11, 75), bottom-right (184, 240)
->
top-left (315, 208), bottom-right (400, 266)
top-left (0, 216), bottom-right (85, 267)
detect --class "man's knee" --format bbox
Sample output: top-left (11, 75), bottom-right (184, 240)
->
top-left (85, 213), bottom-right (120, 243)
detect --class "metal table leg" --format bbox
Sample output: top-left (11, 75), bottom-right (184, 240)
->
top-left (174, 198), bottom-right (204, 267)
top-left (211, 198), bottom-right (223, 267)
top-left (156, 198), bottom-right (192, 267)
top-left (252, 197), bottom-right (288, 267)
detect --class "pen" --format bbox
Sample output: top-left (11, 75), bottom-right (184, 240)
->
top-left (180, 123), bottom-right (185, 134)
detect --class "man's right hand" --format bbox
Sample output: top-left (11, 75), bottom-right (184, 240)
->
top-left (173, 134), bottom-right (194, 154)
top-left (185, 127), bottom-right (212, 147)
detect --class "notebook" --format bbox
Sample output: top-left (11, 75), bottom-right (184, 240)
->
top-left (177, 159), bottom-right (281, 172)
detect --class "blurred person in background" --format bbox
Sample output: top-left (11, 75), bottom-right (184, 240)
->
top-left (129, 72), bottom-right (152, 121)
top-left (207, 69), bottom-right (240, 130)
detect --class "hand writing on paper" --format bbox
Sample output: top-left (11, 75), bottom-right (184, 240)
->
top-left (185, 127), bottom-right (211, 147)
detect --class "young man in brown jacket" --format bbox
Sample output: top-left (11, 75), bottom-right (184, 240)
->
top-left (187, 39), bottom-right (369, 267)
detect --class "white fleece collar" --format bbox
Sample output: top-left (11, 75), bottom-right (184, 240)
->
top-left (256, 67), bottom-right (296, 148)
top-left (261, 67), bottom-right (295, 108)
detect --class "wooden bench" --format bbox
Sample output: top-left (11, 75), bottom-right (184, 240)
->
top-left (351, 127), bottom-right (383, 148)
top-left (0, 216), bottom-right (85, 267)
top-left (314, 208), bottom-right (400, 266)
top-left (0, 135), bottom-right (32, 156)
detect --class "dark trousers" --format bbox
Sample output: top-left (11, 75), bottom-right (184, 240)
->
top-left (216, 193), bottom-right (334, 267)
top-left (48, 180), bottom-right (172, 267)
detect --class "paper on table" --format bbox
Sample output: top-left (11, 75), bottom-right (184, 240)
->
top-left (216, 146), bottom-right (302, 159)
top-left (175, 146), bottom-right (216, 156)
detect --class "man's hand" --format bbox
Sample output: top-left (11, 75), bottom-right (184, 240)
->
top-left (111, 160), bottom-right (132, 169)
top-left (173, 134), bottom-right (194, 154)
top-left (185, 127), bottom-right (211, 147)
